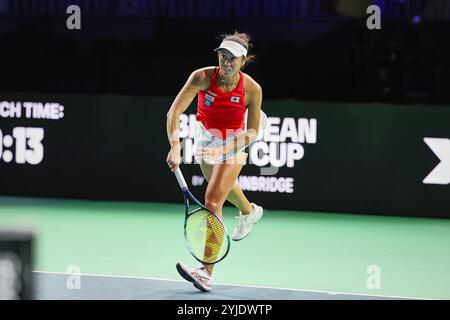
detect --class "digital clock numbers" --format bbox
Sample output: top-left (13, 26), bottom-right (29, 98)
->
top-left (0, 127), bottom-right (44, 165)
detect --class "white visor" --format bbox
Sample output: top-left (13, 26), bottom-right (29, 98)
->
top-left (214, 40), bottom-right (248, 58)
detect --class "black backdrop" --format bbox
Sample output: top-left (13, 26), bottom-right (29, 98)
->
top-left (0, 92), bottom-right (449, 218)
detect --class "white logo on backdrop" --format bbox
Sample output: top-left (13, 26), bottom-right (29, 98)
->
top-left (423, 138), bottom-right (450, 185)
top-left (180, 114), bottom-right (317, 194)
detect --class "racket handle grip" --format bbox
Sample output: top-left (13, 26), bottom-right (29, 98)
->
top-left (174, 167), bottom-right (188, 190)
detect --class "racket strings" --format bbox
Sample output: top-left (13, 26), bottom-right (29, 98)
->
top-left (186, 209), bottom-right (227, 264)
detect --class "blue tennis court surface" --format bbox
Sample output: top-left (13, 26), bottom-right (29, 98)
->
top-left (33, 272), bottom-right (416, 300)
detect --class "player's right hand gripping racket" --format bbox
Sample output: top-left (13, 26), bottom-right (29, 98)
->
top-left (174, 167), bottom-right (230, 265)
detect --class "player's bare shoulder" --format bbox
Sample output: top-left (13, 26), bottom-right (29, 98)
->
top-left (243, 73), bottom-right (262, 102)
top-left (191, 67), bottom-right (216, 91)
top-left (243, 73), bottom-right (262, 94)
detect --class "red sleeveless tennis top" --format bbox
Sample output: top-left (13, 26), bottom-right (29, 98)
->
top-left (196, 67), bottom-right (246, 139)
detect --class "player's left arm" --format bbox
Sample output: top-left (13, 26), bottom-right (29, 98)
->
top-left (223, 80), bottom-right (263, 154)
top-left (245, 81), bottom-right (263, 141)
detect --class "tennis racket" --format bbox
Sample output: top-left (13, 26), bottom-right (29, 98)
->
top-left (174, 167), bottom-right (230, 265)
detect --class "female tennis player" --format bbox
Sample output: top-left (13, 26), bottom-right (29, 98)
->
top-left (166, 31), bottom-right (265, 292)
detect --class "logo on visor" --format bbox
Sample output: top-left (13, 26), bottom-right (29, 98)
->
top-left (231, 96), bottom-right (240, 103)
top-left (205, 94), bottom-right (215, 107)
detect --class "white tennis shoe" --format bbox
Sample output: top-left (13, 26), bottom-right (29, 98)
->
top-left (176, 262), bottom-right (212, 292)
top-left (231, 203), bottom-right (263, 241)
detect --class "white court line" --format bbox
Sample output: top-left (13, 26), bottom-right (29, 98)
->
top-left (32, 270), bottom-right (432, 300)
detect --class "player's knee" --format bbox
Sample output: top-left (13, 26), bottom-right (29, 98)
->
top-left (204, 199), bottom-right (219, 212)
top-left (204, 195), bottom-right (223, 212)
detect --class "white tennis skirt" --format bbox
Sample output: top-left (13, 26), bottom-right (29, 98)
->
top-left (194, 110), bottom-right (267, 165)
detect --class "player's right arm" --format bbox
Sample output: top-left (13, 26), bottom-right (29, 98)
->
top-left (166, 68), bottom-right (210, 171)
